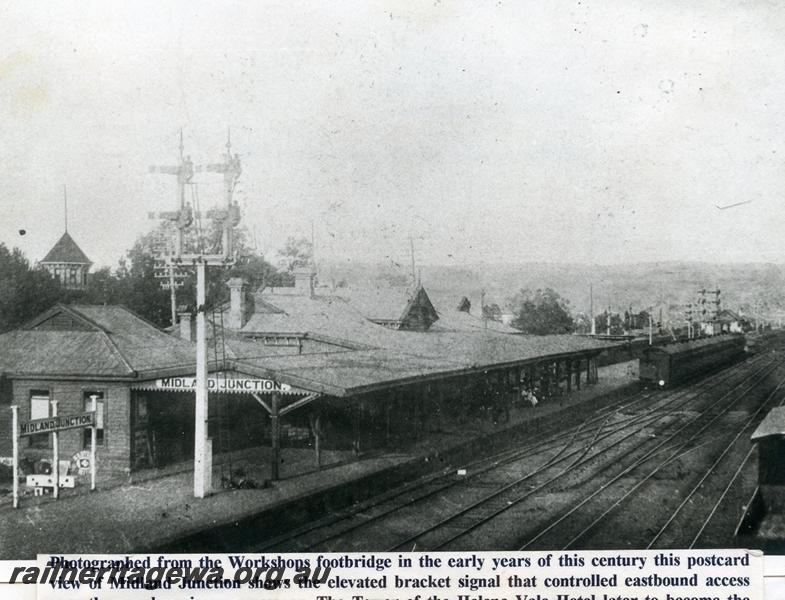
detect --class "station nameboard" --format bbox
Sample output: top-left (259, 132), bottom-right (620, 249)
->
top-left (155, 377), bottom-right (292, 393)
top-left (19, 412), bottom-right (96, 437)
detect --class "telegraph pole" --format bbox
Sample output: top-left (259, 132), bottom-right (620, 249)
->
top-left (63, 185), bottom-right (68, 232)
top-left (481, 288), bottom-right (488, 330)
top-left (408, 235), bottom-right (417, 289)
top-left (590, 284), bottom-right (596, 335)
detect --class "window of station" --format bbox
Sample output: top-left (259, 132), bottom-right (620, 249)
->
top-left (83, 392), bottom-right (105, 447)
top-left (29, 390), bottom-right (51, 448)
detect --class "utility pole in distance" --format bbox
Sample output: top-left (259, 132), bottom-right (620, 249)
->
top-left (590, 283), bottom-right (596, 335)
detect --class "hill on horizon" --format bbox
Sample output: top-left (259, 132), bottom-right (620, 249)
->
top-left (317, 260), bottom-right (785, 320)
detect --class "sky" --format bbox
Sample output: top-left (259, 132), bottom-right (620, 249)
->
top-left (1, 0), bottom-right (784, 270)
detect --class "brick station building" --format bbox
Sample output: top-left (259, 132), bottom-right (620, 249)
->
top-left (0, 304), bottom-right (198, 478)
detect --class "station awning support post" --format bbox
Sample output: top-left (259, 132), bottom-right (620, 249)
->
top-left (251, 391), bottom-right (322, 482)
top-left (51, 399), bottom-right (59, 500)
top-left (270, 392), bottom-right (281, 481)
top-left (90, 395), bottom-right (98, 490)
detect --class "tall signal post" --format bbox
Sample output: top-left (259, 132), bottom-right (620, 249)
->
top-left (710, 289), bottom-right (721, 321)
top-left (149, 131), bottom-right (194, 326)
top-left (150, 130), bottom-right (241, 499)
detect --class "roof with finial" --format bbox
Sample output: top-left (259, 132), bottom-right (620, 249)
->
top-left (41, 232), bottom-right (92, 265)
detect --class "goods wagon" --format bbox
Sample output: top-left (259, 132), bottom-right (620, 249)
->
top-left (639, 334), bottom-right (746, 387)
top-left (735, 406), bottom-right (785, 552)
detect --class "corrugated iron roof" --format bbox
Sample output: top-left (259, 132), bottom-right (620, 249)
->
top-left (0, 293), bottom-right (616, 397)
top-left (0, 330), bottom-right (134, 377)
top-left (40, 232), bottom-right (92, 265)
top-left (432, 308), bottom-right (520, 334)
top-left (332, 285), bottom-right (418, 322)
top-left (231, 290), bottom-right (614, 395)
top-left (0, 305), bottom-right (197, 379)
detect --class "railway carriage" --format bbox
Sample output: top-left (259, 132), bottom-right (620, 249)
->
top-left (639, 334), bottom-right (746, 387)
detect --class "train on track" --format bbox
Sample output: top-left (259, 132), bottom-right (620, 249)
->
top-left (639, 334), bottom-right (747, 387)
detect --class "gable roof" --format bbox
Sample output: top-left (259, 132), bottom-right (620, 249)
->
top-left (716, 308), bottom-right (741, 322)
top-left (752, 406), bottom-right (785, 442)
top-left (0, 304), bottom-right (197, 379)
top-left (40, 232), bottom-right (92, 265)
top-left (334, 285), bottom-right (438, 327)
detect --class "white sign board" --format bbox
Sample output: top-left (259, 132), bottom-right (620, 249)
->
top-left (155, 377), bottom-right (292, 393)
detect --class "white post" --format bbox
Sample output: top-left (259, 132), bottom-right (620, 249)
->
top-left (51, 399), bottom-right (59, 500)
top-left (194, 260), bottom-right (210, 498)
top-left (11, 405), bottom-right (19, 509)
top-left (649, 314), bottom-right (653, 346)
top-left (90, 395), bottom-right (97, 491)
top-left (590, 284), bottom-right (596, 335)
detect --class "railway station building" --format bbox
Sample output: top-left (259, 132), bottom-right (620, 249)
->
top-left (0, 277), bottom-right (612, 486)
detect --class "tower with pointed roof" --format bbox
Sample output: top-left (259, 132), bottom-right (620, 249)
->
top-left (40, 187), bottom-right (92, 289)
top-left (40, 231), bottom-right (92, 289)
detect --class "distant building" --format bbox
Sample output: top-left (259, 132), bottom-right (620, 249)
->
top-left (715, 308), bottom-right (743, 334)
top-left (39, 232), bottom-right (92, 290)
top-left (699, 308), bottom-right (744, 336)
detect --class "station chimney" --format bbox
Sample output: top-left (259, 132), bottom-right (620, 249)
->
top-left (294, 270), bottom-right (316, 298)
top-left (226, 277), bottom-right (251, 329)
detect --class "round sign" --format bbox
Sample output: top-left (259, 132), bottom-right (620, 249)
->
top-left (72, 450), bottom-right (92, 476)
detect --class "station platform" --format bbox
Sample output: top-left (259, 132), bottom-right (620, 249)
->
top-left (0, 362), bottom-right (638, 559)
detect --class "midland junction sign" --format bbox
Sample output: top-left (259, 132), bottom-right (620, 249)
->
top-left (18, 412), bottom-right (96, 437)
top-left (155, 377), bottom-right (293, 394)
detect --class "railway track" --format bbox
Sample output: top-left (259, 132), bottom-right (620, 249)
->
top-left (516, 359), bottom-right (785, 551)
top-left (409, 356), bottom-right (780, 551)
top-left (643, 377), bottom-right (785, 549)
top-left (255, 346), bottom-right (782, 552)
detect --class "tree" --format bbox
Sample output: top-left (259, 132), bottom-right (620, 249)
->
top-left (108, 216), bottom-right (297, 325)
top-left (482, 302), bottom-right (503, 322)
top-left (0, 244), bottom-right (61, 332)
top-left (277, 236), bottom-right (313, 272)
top-left (573, 311), bottom-right (592, 334)
top-left (595, 310), bottom-right (624, 335)
top-left (510, 288), bottom-right (575, 335)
